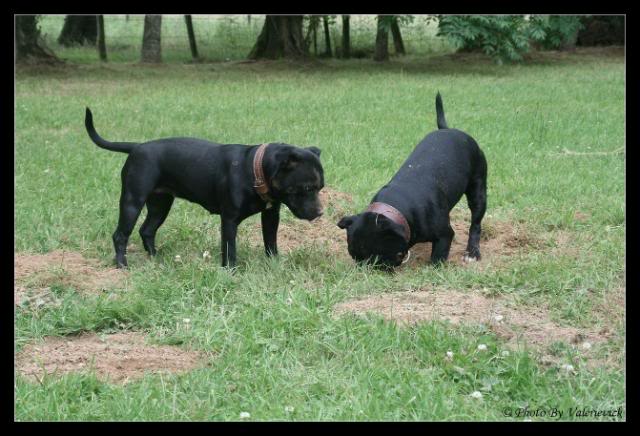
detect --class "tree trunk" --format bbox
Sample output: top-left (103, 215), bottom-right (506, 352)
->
top-left (374, 16), bottom-right (389, 62)
top-left (341, 15), bottom-right (350, 59)
top-left (141, 15), bottom-right (162, 63)
top-left (185, 15), bottom-right (199, 60)
top-left (322, 16), bottom-right (332, 57)
top-left (248, 15), bottom-right (306, 60)
top-left (58, 15), bottom-right (97, 46)
top-left (390, 17), bottom-right (405, 55)
top-left (97, 15), bottom-right (107, 61)
top-left (15, 15), bottom-right (59, 63)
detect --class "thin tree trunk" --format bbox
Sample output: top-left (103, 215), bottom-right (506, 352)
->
top-left (313, 20), bottom-right (318, 55)
top-left (247, 15), bottom-right (251, 25)
top-left (185, 15), bottom-right (199, 60)
top-left (141, 15), bottom-right (162, 63)
top-left (374, 16), bottom-right (389, 62)
top-left (341, 15), bottom-right (350, 59)
top-left (248, 15), bottom-right (306, 59)
top-left (97, 15), bottom-right (107, 61)
top-left (390, 17), bottom-right (405, 55)
top-left (322, 16), bottom-right (332, 57)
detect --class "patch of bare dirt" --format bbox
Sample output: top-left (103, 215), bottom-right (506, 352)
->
top-left (406, 213), bottom-right (544, 269)
top-left (15, 250), bottom-right (127, 307)
top-left (247, 190), bottom-right (550, 268)
top-left (333, 289), bottom-right (612, 351)
top-left (15, 332), bottom-right (207, 384)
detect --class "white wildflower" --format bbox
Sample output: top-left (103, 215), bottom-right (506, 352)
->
top-left (561, 364), bottom-right (575, 372)
top-left (501, 350), bottom-right (510, 357)
top-left (202, 250), bottom-right (211, 260)
top-left (494, 314), bottom-right (504, 322)
top-left (470, 391), bottom-right (483, 399)
top-left (239, 411), bottom-right (251, 419)
top-left (582, 342), bottom-right (592, 350)
top-left (285, 406), bottom-right (295, 413)
top-left (446, 351), bottom-right (454, 359)
top-left (174, 255), bottom-right (182, 262)
top-left (477, 344), bottom-right (488, 351)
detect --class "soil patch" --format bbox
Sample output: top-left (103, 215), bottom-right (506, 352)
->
top-left (247, 189), bottom-right (548, 268)
top-left (334, 288), bottom-right (612, 351)
top-left (15, 250), bottom-right (127, 307)
top-left (15, 332), bottom-right (207, 384)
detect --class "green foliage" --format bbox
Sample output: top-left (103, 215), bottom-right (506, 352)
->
top-left (437, 15), bottom-right (531, 64)
top-left (528, 16), bottom-right (584, 49)
top-left (437, 15), bottom-right (584, 64)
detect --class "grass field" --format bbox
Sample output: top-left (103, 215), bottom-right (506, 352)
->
top-left (14, 42), bottom-right (625, 420)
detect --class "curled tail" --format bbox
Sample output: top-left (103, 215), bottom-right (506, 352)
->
top-left (85, 108), bottom-right (138, 154)
top-left (435, 91), bottom-right (449, 129)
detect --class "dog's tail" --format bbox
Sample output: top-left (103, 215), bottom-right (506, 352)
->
top-left (85, 108), bottom-right (138, 154)
top-left (435, 91), bottom-right (449, 129)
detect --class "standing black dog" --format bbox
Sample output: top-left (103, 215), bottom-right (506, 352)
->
top-left (85, 108), bottom-right (324, 268)
top-left (337, 93), bottom-right (487, 269)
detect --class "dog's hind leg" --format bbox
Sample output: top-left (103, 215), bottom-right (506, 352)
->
top-left (112, 162), bottom-right (158, 268)
top-left (464, 174), bottom-right (487, 262)
top-left (139, 193), bottom-right (174, 256)
top-left (113, 187), bottom-right (146, 268)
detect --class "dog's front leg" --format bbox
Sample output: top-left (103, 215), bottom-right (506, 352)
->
top-left (261, 204), bottom-right (281, 257)
top-left (220, 216), bottom-right (239, 268)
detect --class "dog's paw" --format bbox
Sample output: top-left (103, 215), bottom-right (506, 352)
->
top-left (462, 253), bottom-right (479, 263)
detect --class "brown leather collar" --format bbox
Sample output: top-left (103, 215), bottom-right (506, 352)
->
top-left (253, 143), bottom-right (273, 207)
top-left (366, 202), bottom-right (411, 243)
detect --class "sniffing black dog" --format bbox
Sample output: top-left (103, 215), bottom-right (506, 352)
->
top-left (337, 93), bottom-right (487, 269)
top-left (85, 108), bottom-right (324, 268)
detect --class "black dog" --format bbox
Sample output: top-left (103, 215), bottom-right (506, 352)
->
top-left (337, 93), bottom-right (487, 269)
top-left (85, 108), bottom-right (324, 268)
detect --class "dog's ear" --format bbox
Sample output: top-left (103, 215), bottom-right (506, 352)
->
top-left (274, 148), bottom-right (304, 171)
top-left (306, 146), bottom-right (321, 157)
top-left (337, 215), bottom-right (356, 229)
top-left (371, 213), bottom-right (404, 238)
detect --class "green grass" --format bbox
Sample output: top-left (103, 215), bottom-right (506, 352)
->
top-left (14, 46), bottom-right (625, 421)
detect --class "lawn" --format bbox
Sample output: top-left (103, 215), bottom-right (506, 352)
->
top-left (14, 41), bottom-right (625, 421)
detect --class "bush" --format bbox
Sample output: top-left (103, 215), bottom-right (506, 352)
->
top-left (436, 15), bottom-right (584, 64)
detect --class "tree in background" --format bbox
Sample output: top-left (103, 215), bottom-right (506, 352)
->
top-left (341, 15), bottom-right (351, 59)
top-left (58, 15), bottom-right (97, 46)
top-left (576, 16), bottom-right (624, 46)
top-left (185, 15), bottom-right (199, 61)
top-left (374, 16), bottom-right (390, 61)
top-left (15, 15), bottom-right (59, 63)
top-left (322, 16), bottom-right (333, 57)
top-left (390, 16), bottom-right (406, 55)
top-left (141, 15), bottom-right (162, 63)
top-left (97, 15), bottom-right (107, 61)
top-left (249, 15), bottom-right (306, 59)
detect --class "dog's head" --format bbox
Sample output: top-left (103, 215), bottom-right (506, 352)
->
top-left (269, 145), bottom-right (324, 221)
top-left (337, 212), bottom-right (409, 269)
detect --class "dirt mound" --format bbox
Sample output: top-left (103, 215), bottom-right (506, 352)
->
top-left (247, 187), bottom-right (352, 256)
top-left (406, 217), bottom-right (543, 268)
top-left (15, 332), bottom-right (206, 384)
top-left (247, 189), bottom-right (546, 267)
top-left (334, 289), bottom-right (612, 350)
top-left (15, 250), bottom-right (127, 307)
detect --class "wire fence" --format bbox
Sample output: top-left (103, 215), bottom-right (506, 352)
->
top-left (37, 15), bottom-right (454, 63)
